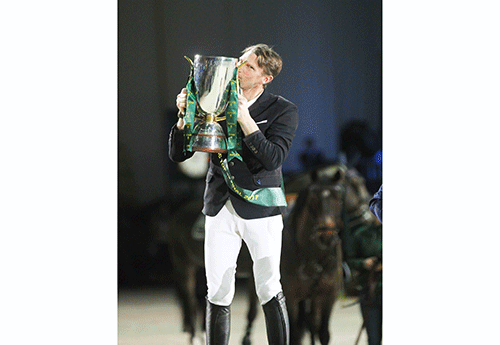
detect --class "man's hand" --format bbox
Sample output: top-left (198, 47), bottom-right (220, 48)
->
top-left (237, 94), bottom-right (259, 136)
top-left (175, 88), bottom-right (187, 130)
top-left (176, 88), bottom-right (187, 112)
top-left (363, 256), bottom-right (382, 271)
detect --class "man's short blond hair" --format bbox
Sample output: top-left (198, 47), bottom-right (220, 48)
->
top-left (242, 44), bottom-right (283, 79)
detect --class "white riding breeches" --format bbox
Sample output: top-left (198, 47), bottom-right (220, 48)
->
top-left (204, 199), bottom-right (284, 306)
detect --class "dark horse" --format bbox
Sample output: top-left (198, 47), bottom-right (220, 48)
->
top-left (281, 165), bottom-right (346, 345)
top-left (279, 163), bottom-right (380, 345)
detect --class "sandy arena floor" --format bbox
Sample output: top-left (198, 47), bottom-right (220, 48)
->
top-left (118, 287), bottom-right (368, 345)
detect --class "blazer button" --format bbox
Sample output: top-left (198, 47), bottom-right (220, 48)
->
top-left (231, 175), bottom-right (235, 180)
top-left (229, 161), bottom-right (235, 167)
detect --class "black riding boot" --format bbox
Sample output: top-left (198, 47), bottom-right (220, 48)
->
top-left (206, 298), bottom-right (230, 345)
top-left (262, 291), bottom-right (290, 345)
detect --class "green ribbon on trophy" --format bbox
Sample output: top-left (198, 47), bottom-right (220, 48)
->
top-left (225, 75), bottom-right (244, 160)
top-left (181, 64), bottom-right (196, 152)
top-left (181, 56), bottom-right (286, 207)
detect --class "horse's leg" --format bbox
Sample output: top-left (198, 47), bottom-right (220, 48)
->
top-left (196, 267), bottom-right (207, 330)
top-left (242, 277), bottom-right (258, 345)
top-left (171, 253), bottom-right (198, 343)
top-left (287, 297), bottom-right (303, 345)
top-left (307, 299), bottom-right (317, 345)
top-left (188, 267), bottom-right (199, 336)
top-left (297, 300), bottom-right (307, 345)
top-left (317, 294), bottom-right (336, 345)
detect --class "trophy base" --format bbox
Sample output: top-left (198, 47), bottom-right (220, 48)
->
top-left (191, 121), bottom-right (227, 154)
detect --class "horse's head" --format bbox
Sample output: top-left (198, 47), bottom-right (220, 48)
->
top-left (290, 165), bottom-right (346, 251)
top-left (344, 167), bottom-right (380, 225)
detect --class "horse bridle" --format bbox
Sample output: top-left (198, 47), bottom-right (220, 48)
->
top-left (310, 225), bottom-right (341, 251)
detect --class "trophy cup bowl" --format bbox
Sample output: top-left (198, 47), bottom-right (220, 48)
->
top-left (190, 55), bottom-right (238, 153)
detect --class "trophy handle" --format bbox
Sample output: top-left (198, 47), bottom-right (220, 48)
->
top-left (184, 56), bottom-right (194, 66)
top-left (176, 56), bottom-right (195, 118)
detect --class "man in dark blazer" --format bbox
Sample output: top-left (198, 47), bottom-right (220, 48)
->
top-left (169, 44), bottom-right (298, 345)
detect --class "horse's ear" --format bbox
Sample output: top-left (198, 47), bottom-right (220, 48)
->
top-left (331, 165), bottom-right (347, 183)
top-left (311, 169), bottom-right (319, 183)
top-left (311, 164), bottom-right (346, 184)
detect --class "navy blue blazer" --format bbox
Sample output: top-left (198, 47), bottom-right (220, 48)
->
top-left (169, 88), bottom-right (299, 219)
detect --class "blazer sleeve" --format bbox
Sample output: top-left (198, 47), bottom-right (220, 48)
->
top-left (242, 101), bottom-right (298, 171)
top-left (168, 124), bottom-right (195, 163)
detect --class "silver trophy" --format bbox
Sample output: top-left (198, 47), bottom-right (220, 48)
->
top-left (187, 55), bottom-right (238, 153)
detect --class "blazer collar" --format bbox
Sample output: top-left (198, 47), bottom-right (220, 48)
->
top-left (248, 88), bottom-right (274, 118)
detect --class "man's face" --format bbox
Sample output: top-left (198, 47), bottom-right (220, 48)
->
top-left (237, 51), bottom-right (273, 92)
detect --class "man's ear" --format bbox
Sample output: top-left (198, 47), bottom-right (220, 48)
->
top-left (262, 75), bottom-right (273, 85)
